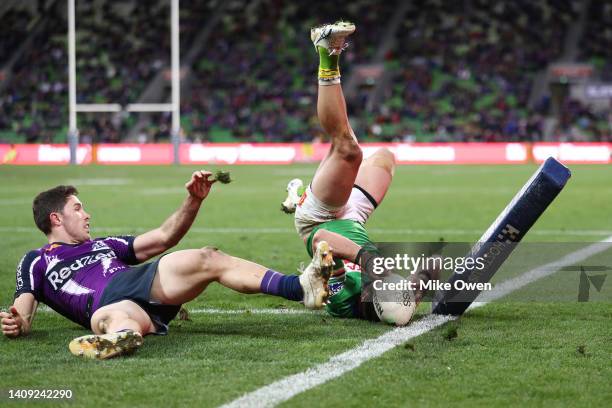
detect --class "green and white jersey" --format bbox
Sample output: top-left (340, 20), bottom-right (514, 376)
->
top-left (305, 219), bottom-right (374, 318)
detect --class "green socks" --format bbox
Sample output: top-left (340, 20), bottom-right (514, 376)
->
top-left (318, 46), bottom-right (341, 85)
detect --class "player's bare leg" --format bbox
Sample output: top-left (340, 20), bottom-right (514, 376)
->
top-left (70, 301), bottom-right (149, 359)
top-left (150, 247), bottom-right (264, 305)
top-left (91, 300), bottom-right (156, 335)
top-left (358, 146), bottom-right (435, 306)
top-left (355, 147), bottom-right (395, 204)
top-left (307, 149), bottom-right (395, 269)
top-left (309, 22), bottom-right (362, 208)
top-left (312, 84), bottom-right (362, 207)
top-left (150, 245), bottom-right (333, 309)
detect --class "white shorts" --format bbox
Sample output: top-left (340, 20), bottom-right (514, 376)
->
top-left (294, 185), bottom-right (377, 240)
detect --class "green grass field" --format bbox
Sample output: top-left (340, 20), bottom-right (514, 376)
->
top-left (1, 164), bottom-right (611, 407)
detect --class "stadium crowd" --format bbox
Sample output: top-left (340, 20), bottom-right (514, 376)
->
top-left (0, 0), bottom-right (610, 144)
top-left (371, 0), bottom-right (579, 142)
top-left (0, 0), bottom-right (213, 143)
top-left (147, 0), bottom-right (396, 143)
top-left (0, 8), bottom-right (34, 64)
top-left (556, 0), bottom-right (612, 142)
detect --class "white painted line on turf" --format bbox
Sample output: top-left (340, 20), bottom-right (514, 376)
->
top-left (220, 236), bottom-right (612, 408)
top-left (32, 306), bottom-right (319, 315)
top-left (1, 226), bottom-right (611, 237)
top-left (138, 187), bottom-right (188, 195)
top-left (0, 198), bottom-right (32, 206)
top-left (138, 187), bottom-right (281, 195)
top-left (0, 226), bottom-right (291, 234)
top-left (390, 187), bottom-right (515, 195)
top-left (189, 308), bottom-right (321, 315)
top-left (368, 228), bottom-right (612, 237)
top-left (470, 235), bottom-right (612, 307)
top-left (0, 199), bottom-right (31, 206)
top-left (64, 178), bottom-right (132, 186)
top-left (221, 315), bottom-right (456, 408)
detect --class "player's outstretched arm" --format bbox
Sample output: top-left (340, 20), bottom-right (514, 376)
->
top-left (133, 170), bottom-right (216, 262)
top-left (1, 294), bottom-right (38, 338)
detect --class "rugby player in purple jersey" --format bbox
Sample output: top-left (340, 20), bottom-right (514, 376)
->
top-left (1, 171), bottom-right (334, 359)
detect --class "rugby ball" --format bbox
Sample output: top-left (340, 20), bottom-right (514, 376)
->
top-left (372, 274), bottom-right (417, 326)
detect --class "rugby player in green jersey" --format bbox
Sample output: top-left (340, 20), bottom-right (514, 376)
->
top-left (282, 22), bottom-right (438, 325)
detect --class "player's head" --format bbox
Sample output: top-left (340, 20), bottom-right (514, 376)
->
top-left (33, 185), bottom-right (91, 242)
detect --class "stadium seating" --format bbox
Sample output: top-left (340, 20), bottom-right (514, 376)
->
top-left (0, 8), bottom-right (34, 64)
top-left (373, 0), bottom-right (580, 142)
top-left (0, 5), bottom-right (66, 143)
top-left (0, 0), bottom-right (609, 143)
top-left (156, 0), bottom-right (397, 143)
top-left (0, 0), bottom-right (212, 143)
top-left (558, 0), bottom-right (612, 142)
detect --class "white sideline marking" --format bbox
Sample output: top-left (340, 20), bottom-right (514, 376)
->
top-left (64, 178), bottom-right (132, 186)
top-left (34, 306), bottom-right (319, 315)
top-left (189, 308), bottom-right (320, 315)
top-left (0, 199), bottom-right (31, 206)
top-left (220, 236), bottom-right (612, 408)
top-left (137, 186), bottom-right (517, 196)
top-left (138, 187), bottom-right (281, 195)
top-left (220, 314), bottom-right (455, 408)
top-left (471, 236), bottom-right (612, 305)
top-left (1, 226), bottom-right (611, 237)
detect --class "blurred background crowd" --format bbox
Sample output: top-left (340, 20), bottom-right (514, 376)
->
top-left (0, 0), bottom-right (610, 144)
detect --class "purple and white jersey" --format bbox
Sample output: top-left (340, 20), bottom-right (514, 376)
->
top-left (14, 236), bottom-right (139, 328)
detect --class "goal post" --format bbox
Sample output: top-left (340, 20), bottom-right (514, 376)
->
top-left (67, 0), bottom-right (181, 164)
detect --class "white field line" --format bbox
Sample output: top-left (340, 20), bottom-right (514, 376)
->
top-left (0, 199), bottom-right (31, 206)
top-left (34, 306), bottom-right (319, 315)
top-left (220, 236), bottom-right (612, 408)
top-left (0, 226), bottom-right (611, 237)
top-left (64, 178), bottom-right (132, 186)
top-left (138, 187), bottom-right (283, 195)
top-left (137, 187), bottom-right (517, 196)
top-left (470, 236), bottom-right (612, 305)
top-left (188, 308), bottom-right (321, 315)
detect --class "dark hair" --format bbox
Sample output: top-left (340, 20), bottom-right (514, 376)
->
top-left (32, 185), bottom-right (79, 235)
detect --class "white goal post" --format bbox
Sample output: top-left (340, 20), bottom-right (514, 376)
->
top-left (67, 0), bottom-right (181, 164)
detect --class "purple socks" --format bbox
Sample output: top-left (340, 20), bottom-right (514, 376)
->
top-left (260, 270), bottom-right (303, 301)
